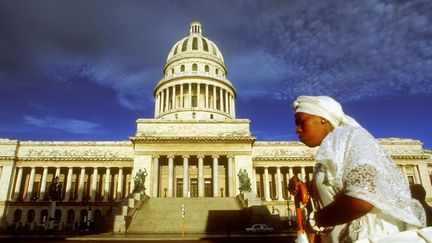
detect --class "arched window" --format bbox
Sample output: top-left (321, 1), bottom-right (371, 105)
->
top-left (205, 65), bottom-right (209, 73)
top-left (94, 210), bottom-right (102, 222)
top-left (211, 43), bottom-right (217, 55)
top-left (14, 209), bottom-right (22, 223)
top-left (173, 43), bottom-right (179, 55)
top-left (171, 68), bottom-right (174, 74)
top-left (192, 37), bottom-right (198, 50)
top-left (181, 39), bottom-right (188, 52)
top-left (202, 38), bottom-right (209, 52)
top-left (54, 209), bottom-right (62, 223)
top-left (192, 63), bottom-right (197, 72)
top-left (67, 210), bottom-right (75, 224)
top-left (27, 209), bottom-right (35, 222)
top-left (180, 65), bottom-right (185, 72)
top-left (215, 69), bottom-right (219, 75)
top-left (40, 209), bottom-right (48, 223)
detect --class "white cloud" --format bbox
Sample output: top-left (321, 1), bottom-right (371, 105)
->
top-left (23, 115), bottom-right (103, 135)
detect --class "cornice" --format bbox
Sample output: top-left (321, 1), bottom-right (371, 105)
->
top-left (18, 141), bottom-right (132, 146)
top-left (18, 157), bottom-right (133, 162)
top-left (164, 53), bottom-right (227, 72)
top-left (253, 156), bottom-right (315, 161)
top-left (390, 154), bottom-right (430, 160)
top-left (130, 136), bottom-right (256, 143)
top-left (135, 151), bottom-right (251, 156)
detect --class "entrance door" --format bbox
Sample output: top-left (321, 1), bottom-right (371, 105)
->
top-left (176, 179), bottom-right (183, 197)
top-left (204, 178), bottom-right (212, 197)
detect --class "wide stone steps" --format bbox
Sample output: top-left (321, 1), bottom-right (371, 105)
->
top-left (127, 197), bottom-right (245, 233)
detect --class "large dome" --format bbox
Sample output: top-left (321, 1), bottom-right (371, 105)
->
top-left (154, 20), bottom-right (236, 121)
top-left (166, 20), bottom-right (225, 69)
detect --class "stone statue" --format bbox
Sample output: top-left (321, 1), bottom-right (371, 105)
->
top-left (237, 169), bottom-right (251, 193)
top-left (48, 176), bottom-right (62, 201)
top-left (133, 168), bottom-right (147, 193)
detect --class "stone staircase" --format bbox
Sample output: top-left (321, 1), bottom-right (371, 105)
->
top-left (126, 197), bottom-right (246, 233)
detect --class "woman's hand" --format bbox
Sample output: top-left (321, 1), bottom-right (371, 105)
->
top-left (288, 175), bottom-right (309, 205)
top-left (314, 194), bottom-right (374, 227)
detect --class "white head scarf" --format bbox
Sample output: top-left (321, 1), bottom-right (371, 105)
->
top-left (293, 96), bottom-right (361, 128)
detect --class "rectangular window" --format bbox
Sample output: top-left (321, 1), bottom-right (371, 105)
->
top-left (190, 179), bottom-right (198, 197)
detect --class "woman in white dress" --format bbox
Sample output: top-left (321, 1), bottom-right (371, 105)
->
top-left (289, 96), bottom-right (425, 243)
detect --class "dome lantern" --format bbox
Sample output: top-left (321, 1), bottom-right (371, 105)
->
top-left (190, 20), bottom-right (202, 35)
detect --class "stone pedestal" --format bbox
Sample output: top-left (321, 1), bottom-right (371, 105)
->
top-left (242, 191), bottom-right (261, 207)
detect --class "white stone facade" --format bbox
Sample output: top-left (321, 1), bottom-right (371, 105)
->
top-left (0, 21), bottom-right (430, 232)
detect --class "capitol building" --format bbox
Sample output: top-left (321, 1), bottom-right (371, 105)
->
top-left (0, 20), bottom-right (431, 233)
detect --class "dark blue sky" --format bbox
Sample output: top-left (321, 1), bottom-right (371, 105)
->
top-left (0, 0), bottom-right (431, 149)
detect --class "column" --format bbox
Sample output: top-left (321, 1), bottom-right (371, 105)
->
top-left (165, 88), bottom-right (170, 111)
top-left (77, 167), bottom-right (86, 201)
top-left (64, 167), bottom-right (73, 202)
top-left (188, 83), bottom-right (192, 108)
top-left (401, 165), bottom-right (409, 184)
top-left (183, 155), bottom-right (189, 197)
top-left (227, 156), bottom-right (234, 197)
top-left (180, 84), bottom-right (184, 108)
top-left (197, 83), bottom-right (201, 108)
top-left (117, 167), bottom-right (123, 200)
top-left (232, 95), bottom-right (236, 117)
top-left (277, 167), bottom-right (284, 201)
top-left (252, 167), bottom-right (257, 195)
top-left (160, 90), bottom-right (164, 112)
top-left (155, 93), bottom-right (159, 116)
top-left (413, 165), bottom-right (421, 184)
top-left (288, 166), bottom-right (294, 200)
top-left (91, 167), bottom-right (98, 202)
top-left (225, 90), bottom-right (229, 113)
top-left (198, 155), bottom-right (204, 197)
top-left (13, 167), bottom-right (24, 200)
top-left (168, 155), bottom-right (174, 197)
top-left (219, 88), bottom-right (223, 111)
top-left (213, 85), bottom-right (217, 109)
top-left (103, 167), bottom-right (111, 202)
top-left (39, 167), bottom-right (48, 201)
top-left (205, 84), bottom-right (209, 108)
top-left (264, 167), bottom-right (271, 201)
top-left (152, 156), bottom-right (159, 197)
top-left (26, 167), bottom-right (36, 201)
top-left (301, 167), bottom-right (306, 181)
top-left (172, 85), bottom-right (176, 109)
top-left (212, 155), bottom-right (219, 197)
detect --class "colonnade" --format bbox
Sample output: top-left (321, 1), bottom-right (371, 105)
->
top-left (11, 166), bottom-right (132, 202)
top-left (155, 83), bottom-right (235, 117)
top-left (253, 165), bottom-right (314, 202)
top-left (253, 163), bottom-right (426, 202)
top-left (151, 154), bottom-right (235, 198)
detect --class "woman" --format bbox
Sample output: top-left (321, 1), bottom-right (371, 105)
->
top-left (289, 96), bottom-right (425, 242)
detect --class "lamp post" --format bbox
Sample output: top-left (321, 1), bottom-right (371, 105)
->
top-left (86, 202), bottom-right (92, 231)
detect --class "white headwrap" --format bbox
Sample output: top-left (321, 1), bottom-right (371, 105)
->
top-left (293, 96), bottom-right (361, 128)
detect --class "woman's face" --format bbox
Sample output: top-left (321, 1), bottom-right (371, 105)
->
top-left (294, 112), bottom-right (333, 147)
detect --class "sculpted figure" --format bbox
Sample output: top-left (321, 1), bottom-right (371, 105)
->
top-left (133, 168), bottom-right (147, 193)
top-left (237, 169), bottom-right (251, 193)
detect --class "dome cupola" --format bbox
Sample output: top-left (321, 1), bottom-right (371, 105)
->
top-left (153, 20), bottom-right (236, 121)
